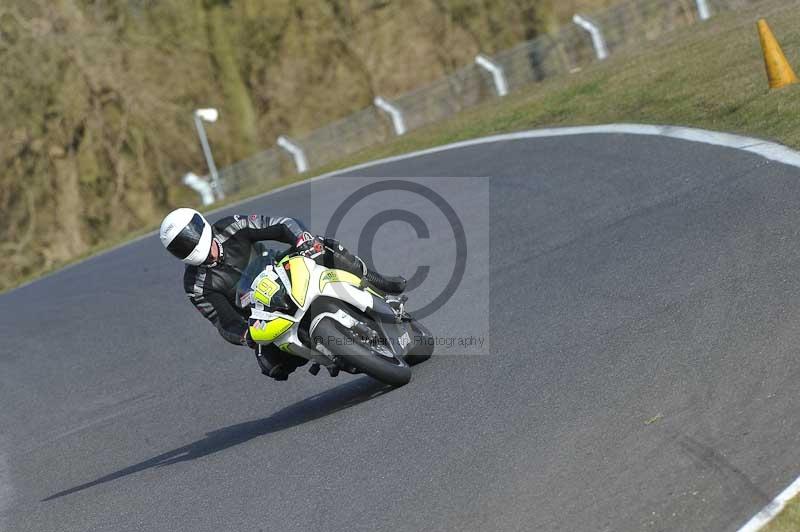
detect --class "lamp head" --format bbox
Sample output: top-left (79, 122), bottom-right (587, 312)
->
top-left (195, 108), bottom-right (219, 122)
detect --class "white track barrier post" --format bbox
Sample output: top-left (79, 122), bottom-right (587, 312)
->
top-left (573, 14), bottom-right (609, 61)
top-left (475, 54), bottom-right (509, 97)
top-left (695, 0), bottom-right (711, 21)
top-left (277, 136), bottom-right (309, 173)
top-left (182, 172), bottom-right (215, 206)
top-left (374, 96), bottom-right (407, 136)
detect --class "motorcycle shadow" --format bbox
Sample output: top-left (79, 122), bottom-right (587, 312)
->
top-left (43, 376), bottom-right (392, 502)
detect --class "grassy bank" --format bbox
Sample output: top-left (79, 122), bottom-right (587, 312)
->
top-left (312, 0), bottom-right (800, 172)
top-left (4, 0), bottom-right (620, 293)
top-left (765, 497), bottom-right (800, 531)
top-left (7, 0), bottom-right (799, 293)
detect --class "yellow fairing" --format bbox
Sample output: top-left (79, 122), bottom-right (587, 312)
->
top-left (253, 277), bottom-right (280, 306)
top-left (249, 317), bottom-right (293, 343)
top-left (319, 269), bottom-right (362, 292)
top-left (288, 257), bottom-right (310, 306)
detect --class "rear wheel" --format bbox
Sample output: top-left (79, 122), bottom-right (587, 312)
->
top-left (313, 318), bottom-right (412, 387)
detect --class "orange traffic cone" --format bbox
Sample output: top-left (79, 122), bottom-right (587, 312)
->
top-left (757, 19), bottom-right (799, 89)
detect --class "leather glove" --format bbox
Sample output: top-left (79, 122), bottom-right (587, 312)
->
top-left (295, 232), bottom-right (325, 259)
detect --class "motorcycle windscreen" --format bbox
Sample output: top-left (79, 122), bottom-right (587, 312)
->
top-left (235, 252), bottom-right (277, 309)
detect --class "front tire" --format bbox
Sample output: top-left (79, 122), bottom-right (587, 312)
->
top-left (313, 318), bottom-right (412, 387)
top-left (405, 319), bottom-right (434, 366)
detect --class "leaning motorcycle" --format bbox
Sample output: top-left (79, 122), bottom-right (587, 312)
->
top-left (237, 249), bottom-right (433, 386)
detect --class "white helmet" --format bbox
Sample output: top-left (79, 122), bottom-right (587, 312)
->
top-left (160, 208), bottom-right (213, 266)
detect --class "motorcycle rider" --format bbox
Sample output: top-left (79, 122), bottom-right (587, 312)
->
top-left (159, 208), bottom-right (406, 381)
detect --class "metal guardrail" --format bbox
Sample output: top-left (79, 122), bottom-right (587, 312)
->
top-left (195, 0), bottom-right (756, 199)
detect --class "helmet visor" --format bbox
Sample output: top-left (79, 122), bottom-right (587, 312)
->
top-left (166, 213), bottom-right (207, 260)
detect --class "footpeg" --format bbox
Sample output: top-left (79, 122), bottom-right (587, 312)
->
top-left (386, 295), bottom-right (408, 317)
top-left (353, 322), bottom-right (379, 342)
top-left (309, 363), bottom-right (321, 376)
top-left (327, 366), bottom-right (340, 377)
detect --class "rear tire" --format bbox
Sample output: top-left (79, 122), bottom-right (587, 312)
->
top-left (313, 318), bottom-right (412, 387)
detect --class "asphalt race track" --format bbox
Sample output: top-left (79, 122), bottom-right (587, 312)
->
top-left (3, 131), bottom-right (800, 531)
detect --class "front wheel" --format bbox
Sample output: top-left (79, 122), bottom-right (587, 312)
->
top-left (313, 318), bottom-right (412, 387)
top-left (405, 319), bottom-right (434, 366)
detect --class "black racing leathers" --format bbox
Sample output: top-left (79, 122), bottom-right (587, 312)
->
top-left (183, 213), bottom-right (406, 380)
top-left (183, 215), bottom-right (306, 345)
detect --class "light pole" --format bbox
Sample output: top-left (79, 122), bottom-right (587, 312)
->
top-left (193, 108), bottom-right (223, 200)
top-left (695, 0), bottom-right (711, 21)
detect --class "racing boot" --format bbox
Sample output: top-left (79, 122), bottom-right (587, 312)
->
top-left (323, 238), bottom-right (407, 294)
top-left (364, 269), bottom-right (407, 295)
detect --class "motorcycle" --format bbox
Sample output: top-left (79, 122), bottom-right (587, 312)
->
top-left (237, 248), bottom-right (433, 386)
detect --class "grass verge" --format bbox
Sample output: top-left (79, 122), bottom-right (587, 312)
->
top-left (764, 497), bottom-right (800, 532)
top-left (6, 0), bottom-right (799, 293)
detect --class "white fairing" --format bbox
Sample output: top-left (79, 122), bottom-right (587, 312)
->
top-left (309, 310), bottom-right (358, 339)
top-left (320, 280), bottom-right (372, 311)
top-left (247, 257), bottom-right (378, 364)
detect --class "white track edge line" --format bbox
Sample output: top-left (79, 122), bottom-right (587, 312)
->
top-left (737, 475), bottom-right (800, 532)
top-left (8, 123), bottom-right (800, 294)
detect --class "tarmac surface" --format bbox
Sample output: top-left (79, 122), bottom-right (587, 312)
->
top-left (2, 133), bottom-right (800, 531)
